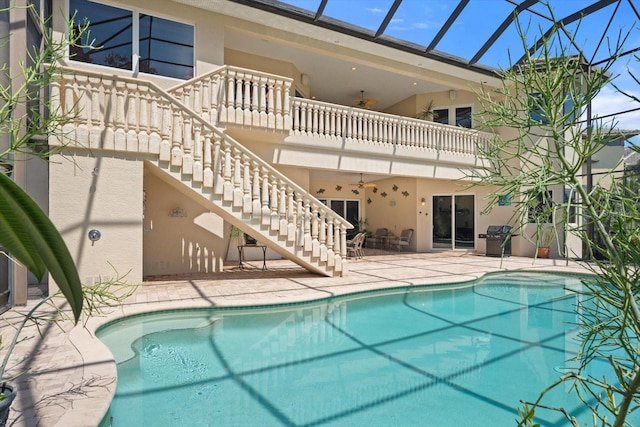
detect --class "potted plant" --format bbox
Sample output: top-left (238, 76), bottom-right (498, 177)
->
top-left (536, 223), bottom-right (555, 258)
top-left (415, 100), bottom-right (435, 121)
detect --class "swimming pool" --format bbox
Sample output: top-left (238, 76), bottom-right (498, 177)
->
top-left (97, 272), bottom-right (621, 426)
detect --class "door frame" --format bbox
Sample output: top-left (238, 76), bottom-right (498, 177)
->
top-left (431, 193), bottom-right (476, 250)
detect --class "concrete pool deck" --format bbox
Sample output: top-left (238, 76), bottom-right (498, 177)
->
top-left (2, 252), bottom-right (590, 426)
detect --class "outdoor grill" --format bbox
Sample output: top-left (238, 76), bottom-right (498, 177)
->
top-left (479, 225), bottom-right (513, 257)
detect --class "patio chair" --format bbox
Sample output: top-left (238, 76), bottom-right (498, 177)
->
top-left (366, 228), bottom-right (388, 249)
top-left (389, 228), bottom-right (413, 251)
top-left (346, 232), bottom-right (365, 259)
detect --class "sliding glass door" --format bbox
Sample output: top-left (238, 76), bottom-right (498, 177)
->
top-left (432, 195), bottom-right (475, 250)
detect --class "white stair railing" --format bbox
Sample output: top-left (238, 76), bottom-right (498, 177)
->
top-left (50, 66), bottom-right (352, 276)
top-left (169, 65), bottom-right (293, 132)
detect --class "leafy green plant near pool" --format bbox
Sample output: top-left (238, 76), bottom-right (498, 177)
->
top-left (471, 6), bottom-right (640, 427)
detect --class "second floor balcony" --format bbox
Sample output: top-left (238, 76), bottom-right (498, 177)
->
top-left (170, 65), bottom-right (493, 175)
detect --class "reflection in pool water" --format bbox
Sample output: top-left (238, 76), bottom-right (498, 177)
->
top-left (97, 272), bottom-right (628, 426)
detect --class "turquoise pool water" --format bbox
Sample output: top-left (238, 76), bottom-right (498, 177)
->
top-left (97, 272), bottom-right (623, 426)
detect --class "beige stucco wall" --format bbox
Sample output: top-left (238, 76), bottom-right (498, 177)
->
top-left (49, 152), bottom-right (144, 287)
top-left (142, 166), bottom-right (226, 276)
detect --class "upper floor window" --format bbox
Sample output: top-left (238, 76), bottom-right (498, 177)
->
top-left (529, 92), bottom-right (550, 124)
top-left (432, 106), bottom-right (473, 128)
top-left (70, 0), bottom-right (194, 80)
top-left (433, 108), bottom-right (449, 125)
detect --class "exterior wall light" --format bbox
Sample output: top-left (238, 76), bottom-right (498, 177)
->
top-left (88, 229), bottom-right (101, 242)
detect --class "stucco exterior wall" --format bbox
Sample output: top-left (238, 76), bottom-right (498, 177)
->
top-left (49, 152), bottom-right (144, 287)
top-left (142, 166), bottom-right (226, 277)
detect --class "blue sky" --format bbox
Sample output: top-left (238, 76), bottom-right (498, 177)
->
top-left (280, 0), bottom-right (640, 138)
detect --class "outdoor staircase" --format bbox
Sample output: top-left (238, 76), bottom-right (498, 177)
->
top-left (50, 66), bottom-right (353, 277)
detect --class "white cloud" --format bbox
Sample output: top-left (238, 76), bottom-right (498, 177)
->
top-left (592, 79), bottom-right (640, 131)
top-left (367, 8), bottom-right (384, 14)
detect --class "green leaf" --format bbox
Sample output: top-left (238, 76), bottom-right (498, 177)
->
top-left (0, 172), bottom-right (83, 323)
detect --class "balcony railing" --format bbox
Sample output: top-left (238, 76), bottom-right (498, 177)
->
top-left (291, 98), bottom-right (491, 155)
top-left (169, 66), bottom-right (492, 157)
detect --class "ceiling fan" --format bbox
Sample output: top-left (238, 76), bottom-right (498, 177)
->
top-left (352, 90), bottom-right (377, 109)
top-left (351, 173), bottom-right (377, 189)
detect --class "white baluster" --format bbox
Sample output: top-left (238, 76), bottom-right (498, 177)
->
top-left (286, 188), bottom-right (296, 242)
top-left (259, 77), bottom-right (267, 127)
top-left (282, 81), bottom-right (291, 130)
top-left (232, 148), bottom-right (243, 207)
top-left (291, 101), bottom-right (300, 135)
top-left (114, 81), bottom-right (127, 151)
top-left (319, 211), bottom-right (327, 262)
top-left (333, 220), bottom-right (343, 271)
top-left (171, 109), bottom-right (183, 166)
top-left (74, 74), bottom-right (89, 144)
top-left (296, 194), bottom-right (304, 247)
top-left (138, 86), bottom-right (150, 153)
top-left (311, 203), bottom-right (320, 258)
top-left (88, 76), bottom-right (102, 148)
top-left (212, 135), bottom-right (224, 194)
top-left (193, 122), bottom-right (203, 182)
top-left (251, 76), bottom-right (260, 125)
top-left (242, 155), bottom-right (252, 213)
top-left (210, 74), bottom-right (220, 125)
top-left (125, 83), bottom-right (139, 152)
top-left (235, 73), bottom-right (244, 125)
top-left (303, 199), bottom-right (312, 251)
top-left (102, 79), bottom-right (115, 150)
top-left (252, 163), bottom-right (261, 215)
top-left (147, 93), bottom-right (162, 154)
top-left (279, 184), bottom-right (287, 236)
top-left (193, 81), bottom-right (202, 116)
top-left (222, 142), bottom-right (233, 200)
top-left (300, 103), bottom-right (308, 136)
top-left (243, 76), bottom-right (252, 125)
top-left (267, 78), bottom-right (275, 129)
top-left (159, 99), bottom-right (171, 161)
top-left (325, 220), bottom-right (335, 267)
top-left (49, 77), bottom-right (64, 146)
top-left (261, 169), bottom-right (270, 226)
top-left (182, 114), bottom-right (194, 173)
top-left (275, 80), bottom-right (283, 129)
top-left (203, 133), bottom-right (213, 188)
top-left (270, 178), bottom-right (279, 230)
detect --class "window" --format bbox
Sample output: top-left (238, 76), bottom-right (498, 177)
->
top-left (455, 107), bottom-right (472, 128)
top-left (529, 93), bottom-right (550, 124)
top-left (70, 0), bottom-right (194, 79)
top-left (433, 108), bottom-right (448, 125)
top-left (432, 107), bottom-right (473, 128)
